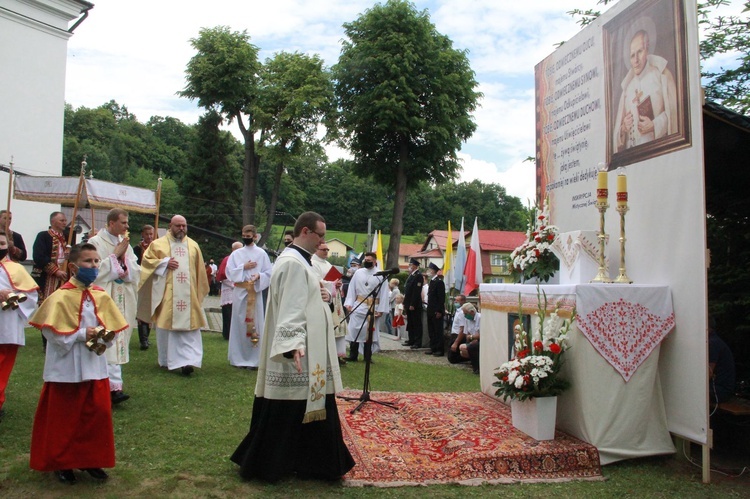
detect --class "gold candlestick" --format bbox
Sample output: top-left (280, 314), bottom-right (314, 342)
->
top-left (614, 204), bottom-right (633, 283)
top-left (590, 200), bottom-right (612, 283)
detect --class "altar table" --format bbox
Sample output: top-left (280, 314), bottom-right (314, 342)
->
top-left (479, 283), bottom-right (677, 464)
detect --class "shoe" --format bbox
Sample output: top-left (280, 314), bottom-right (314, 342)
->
top-left (140, 341), bottom-right (149, 350)
top-left (432, 351), bottom-right (444, 357)
top-left (111, 391), bottom-right (130, 405)
top-left (338, 357), bottom-right (347, 366)
top-left (82, 468), bottom-right (109, 480)
top-left (247, 366), bottom-right (258, 371)
top-left (424, 350), bottom-right (435, 355)
top-left (402, 342), bottom-right (413, 346)
top-left (56, 469), bottom-right (77, 484)
top-left (410, 345), bottom-right (420, 349)
top-left (346, 357), bottom-right (358, 362)
top-left (181, 366), bottom-right (194, 376)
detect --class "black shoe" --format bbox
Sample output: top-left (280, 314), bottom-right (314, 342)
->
top-left (410, 345), bottom-right (420, 349)
top-left (82, 468), bottom-right (109, 480)
top-left (140, 341), bottom-right (149, 350)
top-left (338, 357), bottom-right (347, 366)
top-left (432, 351), bottom-right (444, 357)
top-left (56, 469), bottom-right (77, 484)
top-left (424, 350), bottom-right (435, 355)
top-left (401, 342), bottom-right (413, 346)
top-left (346, 357), bottom-right (358, 362)
top-left (111, 391), bottom-right (130, 405)
top-left (181, 366), bottom-right (194, 376)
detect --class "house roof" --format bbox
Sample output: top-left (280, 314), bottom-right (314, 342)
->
top-left (399, 243), bottom-right (423, 256)
top-left (426, 229), bottom-right (526, 252)
top-left (325, 237), bottom-right (353, 251)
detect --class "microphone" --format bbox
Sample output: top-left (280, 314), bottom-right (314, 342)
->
top-left (374, 267), bottom-right (401, 276)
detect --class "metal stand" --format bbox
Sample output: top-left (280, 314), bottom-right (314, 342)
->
top-left (338, 276), bottom-right (399, 414)
top-left (613, 204), bottom-right (633, 283)
top-left (590, 200), bottom-right (612, 283)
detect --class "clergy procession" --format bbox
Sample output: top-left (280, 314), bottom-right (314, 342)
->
top-left (1, 205), bottom-right (387, 485)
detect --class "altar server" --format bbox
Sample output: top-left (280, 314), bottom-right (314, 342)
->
top-left (0, 231), bottom-right (39, 420)
top-left (28, 243), bottom-right (128, 484)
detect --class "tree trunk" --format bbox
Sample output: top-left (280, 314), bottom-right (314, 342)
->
top-left (237, 114), bottom-right (257, 225)
top-left (387, 141), bottom-right (409, 268)
top-left (262, 149), bottom-right (286, 247)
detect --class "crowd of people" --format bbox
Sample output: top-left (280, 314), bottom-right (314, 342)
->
top-left (0, 207), bottom-right (481, 485)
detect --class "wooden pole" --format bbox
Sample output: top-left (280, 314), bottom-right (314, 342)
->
top-left (4, 157), bottom-right (14, 257)
top-left (67, 156), bottom-right (87, 248)
top-left (154, 177), bottom-right (162, 232)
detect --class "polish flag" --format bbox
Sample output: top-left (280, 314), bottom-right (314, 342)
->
top-left (463, 217), bottom-right (483, 295)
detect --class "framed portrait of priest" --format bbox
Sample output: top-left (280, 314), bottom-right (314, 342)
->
top-left (604, 0), bottom-right (691, 169)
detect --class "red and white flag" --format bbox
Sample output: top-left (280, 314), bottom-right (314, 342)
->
top-left (463, 217), bottom-right (483, 295)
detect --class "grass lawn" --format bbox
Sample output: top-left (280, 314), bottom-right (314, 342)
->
top-left (0, 328), bottom-right (746, 498)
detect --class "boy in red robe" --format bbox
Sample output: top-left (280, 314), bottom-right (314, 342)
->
top-left (0, 231), bottom-right (39, 420)
top-left (28, 243), bottom-right (128, 484)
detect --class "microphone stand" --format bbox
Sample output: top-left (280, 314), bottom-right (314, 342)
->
top-left (338, 273), bottom-right (398, 414)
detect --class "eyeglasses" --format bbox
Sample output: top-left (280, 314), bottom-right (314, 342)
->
top-left (310, 229), bottom-right (326, 239)
top-left (320, 248), bottom-right (329, 252)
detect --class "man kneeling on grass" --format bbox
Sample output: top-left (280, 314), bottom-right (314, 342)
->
top-left (28, 243), bottom-right (128, 484)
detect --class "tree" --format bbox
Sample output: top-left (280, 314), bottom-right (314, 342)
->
top-left (255, 51), bottom-right (335, 245)
top-left (333, 0), bottom-right (481, 267)
top-left (569, 0), bottom-right (750, 113)
top-left (179, 110), bottom-right (243, 258)
top-left (179, 26), bottom-right (262, 224)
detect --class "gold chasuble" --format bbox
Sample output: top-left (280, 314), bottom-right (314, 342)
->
top-left (137, 233), bottom-right (209, 331)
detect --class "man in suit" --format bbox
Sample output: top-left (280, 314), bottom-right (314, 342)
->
top-left (425, 262), bottom-right (446, 356)
top-left (401, 258), bottom-right (423, 349)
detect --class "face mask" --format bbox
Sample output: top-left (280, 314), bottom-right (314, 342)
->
top-left (0, 249), bottom-right (7, 260)
top-left (284, 240), bottom-right (292, 247)
top-left (76, 267), bottom-right (99, 286)
top-left (363, 261), bottom-right (374, 269)
top-left (465, 314), bottom-right (474, 321)
top-left (242, 237), bottom-right (254, 246)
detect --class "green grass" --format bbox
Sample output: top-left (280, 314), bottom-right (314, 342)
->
top-left (0, 329), bottom-right (747, 498)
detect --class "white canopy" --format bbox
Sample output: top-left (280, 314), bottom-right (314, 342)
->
top-left (14, 176), bottom-right (157, 214)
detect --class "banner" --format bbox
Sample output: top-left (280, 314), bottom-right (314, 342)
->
top-left (533, 0), bottom-right (706, 445)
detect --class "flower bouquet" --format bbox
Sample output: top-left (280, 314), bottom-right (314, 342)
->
top-left (510, 199), bottom-right (560, 283)
top-left (493, 290), bottom-right (576, 402)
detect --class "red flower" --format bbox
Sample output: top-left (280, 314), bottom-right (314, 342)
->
top-left (533, 341), bottom-right (543, 352)
top-left (538, 215), bottom-right (545, 220)
top-left (534, 249), bottom-right (540, 257)
top-left (518, 348), bottom-right (530, 359)
top-left (550, 343), bottom-right (562, 354)
top-left (547, 234), bottom-right (554, 241)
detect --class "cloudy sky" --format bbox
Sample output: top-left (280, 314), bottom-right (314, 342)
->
top-left (63, 0), bottom-right (741, 202)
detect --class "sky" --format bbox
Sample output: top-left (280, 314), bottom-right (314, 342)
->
top-left (63, 0), bottom-right (743, 204)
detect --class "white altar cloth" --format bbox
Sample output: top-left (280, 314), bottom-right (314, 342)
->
top-left (480, 283), bottom-right (676, 464)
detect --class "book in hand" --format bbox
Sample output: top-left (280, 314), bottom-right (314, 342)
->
top-left (324, 265), bottom-right (343, 281)
top-left (637, 95), bottom-right (654, 121)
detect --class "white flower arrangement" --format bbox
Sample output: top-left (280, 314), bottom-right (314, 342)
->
top-left (510, 199), bottom-right (560, 283)
top-left (494, 289), bottom-right (576, 401)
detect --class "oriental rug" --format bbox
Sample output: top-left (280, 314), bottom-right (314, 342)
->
top-left (337, 391), bottom-right (602, 487)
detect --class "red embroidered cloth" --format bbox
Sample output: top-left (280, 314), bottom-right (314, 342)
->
top-left (575, 285), bottom-right (675, 381)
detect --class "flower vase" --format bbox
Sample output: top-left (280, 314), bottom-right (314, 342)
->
top-left (510, 396), bottom-right (558, 440)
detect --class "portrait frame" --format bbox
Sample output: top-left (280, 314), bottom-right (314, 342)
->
top-left (604, 0), bottom-right (690, 169)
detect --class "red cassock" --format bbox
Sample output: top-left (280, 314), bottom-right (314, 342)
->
top-left (30, 379), bottom-right (115, 471)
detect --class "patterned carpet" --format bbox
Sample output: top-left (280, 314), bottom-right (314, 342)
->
top-left (338, 391), bottom-right (603, 486)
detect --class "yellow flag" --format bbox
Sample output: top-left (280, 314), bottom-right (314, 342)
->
top-left (376, 230), bottom-right (384, 268)
top-left (444, 221), bottom-right (453, 287)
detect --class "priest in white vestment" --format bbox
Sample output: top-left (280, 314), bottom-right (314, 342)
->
top-left (230, 211), bottom-right (354, 482)
top-left (614, 29), bottom-right (678, 152)
top-left (226, 225), bottom-right (272, 369)
top-left (137, 215), bottom-right (209, 376)
top-left (344, 252), bottom-right (390, 361)
top-left (87, 208), bottom-right (139, 404)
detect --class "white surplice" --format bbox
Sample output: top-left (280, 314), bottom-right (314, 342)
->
top-left (226, 244), bottom-right (272, 367)
top-left (343, 266), bottom-right (390, 354)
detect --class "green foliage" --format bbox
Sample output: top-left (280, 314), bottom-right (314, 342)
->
top-left (333, 0), bottom-right (481, 267)
top-left (334, 0), bottom-right (481, 185)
